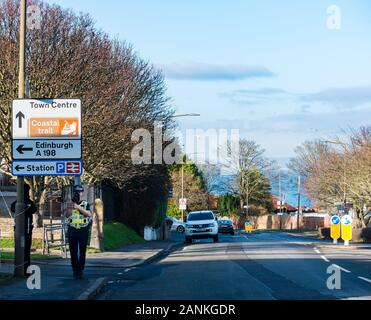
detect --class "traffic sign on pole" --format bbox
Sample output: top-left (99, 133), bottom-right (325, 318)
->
top-left (12, 160), bottom-right (82, 176)
top-left (179, 198), bottom-right (187, 210)
top-left (330, 215), bottom-right (341, 244)
top-left (341, 215), bottom-right (353, 246)
top-left (12, 99), bottom-right (82, 140)
top-left (12, 139), bottom-right (82, 160)
top-left (11, 99), bottom-right (82, 176)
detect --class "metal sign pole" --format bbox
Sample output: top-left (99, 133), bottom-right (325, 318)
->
top-left (14, 0), bottom-right (27, 277)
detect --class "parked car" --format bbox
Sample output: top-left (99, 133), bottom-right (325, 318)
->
top-left (166, 216), bottom-right (185, 233)
top-left (217, 220), bottom-right (235, 235)
top-left (184, 211), bottom-right (219, 243)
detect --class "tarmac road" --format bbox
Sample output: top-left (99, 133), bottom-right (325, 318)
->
top-left (98, 231), bottom-right (371, 300)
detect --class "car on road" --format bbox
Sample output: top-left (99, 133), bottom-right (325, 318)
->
top-left (217, 219), bottom-right (235, 235)
top-left (166, 216), bottom-right (185, 233)
top-left (184, 211), bottom-right (219, 243)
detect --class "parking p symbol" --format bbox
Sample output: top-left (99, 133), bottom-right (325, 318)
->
top-left (56, 162), bottom-right (65, 174)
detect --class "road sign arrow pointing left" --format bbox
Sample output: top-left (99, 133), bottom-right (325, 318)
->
top-left (15, 111), bottom-right (25, 128)
top-left (16, 144), bottom-right (33, 154)
top-left (15, 165), bottom-right (25, 171)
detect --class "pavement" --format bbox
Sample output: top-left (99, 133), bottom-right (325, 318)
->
top-left (0, 235), bottom-right (182, 300)
top-left (98, 231), bottom-right (371, 300)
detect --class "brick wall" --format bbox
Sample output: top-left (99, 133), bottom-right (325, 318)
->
top-left (0, 191), bottom-right (16, 218)
top-left (233, 214), bottom-right (330, 230)
top-left (0, 217), bottom-right (62, 239)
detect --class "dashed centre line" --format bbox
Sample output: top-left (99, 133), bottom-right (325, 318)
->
top-left (358, 276), bottom-right (371, 284)
top-left (332, 264), bottom-right (351, 273)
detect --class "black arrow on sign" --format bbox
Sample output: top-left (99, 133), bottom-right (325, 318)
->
top-left (15, 165), bottom-right (25, 171)
top-left (16, 144), bottom-right (33, 154)
top-left (16, 112), bottom-right (25, 128)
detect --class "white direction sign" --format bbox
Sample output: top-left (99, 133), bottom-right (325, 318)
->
top-left (12, 140), bottom-right (82, 160)
top-left (12, 160), bottom-right (82, 176)
top-left (179, 198), bottom-right (187, 210)
top-left (12, 99), bottom-right (82, 171)
top-left (12, 99), bottom-right (82, 140)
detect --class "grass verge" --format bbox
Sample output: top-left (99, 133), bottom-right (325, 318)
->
top-left (1, 222), bottom-right (144, 256)
top-left (0, 251), bottom-right (61, 261)
top-left (0, 274), bottom-right (13, 284)
top-left (103, 222), bottom-right (144, 251)
top-left (0, 238), bottom-right (43, 249)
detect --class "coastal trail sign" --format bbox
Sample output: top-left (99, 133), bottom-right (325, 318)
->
top-left (11, 99), bottom-right (82, 176)
top-left (12, 99), bottom-right (82, 140)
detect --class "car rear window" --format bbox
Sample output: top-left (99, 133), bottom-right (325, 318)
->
top-left (188, 212), bottom-right (214, 221)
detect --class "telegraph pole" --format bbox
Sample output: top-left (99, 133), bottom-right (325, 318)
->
top-left (14, 0), bottom-right (27, 277)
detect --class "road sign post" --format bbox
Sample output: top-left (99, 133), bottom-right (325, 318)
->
top-left (341, 215), bottom-right (353, 246)
top-left (330, 215), bottom-right (341, 245)
top-left (14, 0), bottom-right (27, 278)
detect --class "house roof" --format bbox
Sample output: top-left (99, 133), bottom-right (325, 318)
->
top-left (272, 197), bottom-right (297, 212)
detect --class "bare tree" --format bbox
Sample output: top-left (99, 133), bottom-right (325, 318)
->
top-left (289, 126), bottom-right (371, 227)
top-left (0, 0), bottom-right (175, 226)
top-left (222, 139), bottom-right (274, 213)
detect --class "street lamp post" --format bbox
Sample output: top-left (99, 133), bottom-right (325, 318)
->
top-left (181, 162), bottom-right (184, 221)
top-left (170, 113), bottom-right (200, 221)
top-left (297, 175), bottom-right (301, 230)
top-left (279, 168), bottom-right (282, 229)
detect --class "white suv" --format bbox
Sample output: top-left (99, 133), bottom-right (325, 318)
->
top-left (184, 211), bottom-right (219, 243)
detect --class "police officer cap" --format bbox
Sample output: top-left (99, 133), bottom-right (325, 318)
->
top-left (73, 185), bottom-right (84, 192)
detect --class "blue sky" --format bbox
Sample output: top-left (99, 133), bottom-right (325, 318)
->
top-left (46, 0), bottom-right (371, 161)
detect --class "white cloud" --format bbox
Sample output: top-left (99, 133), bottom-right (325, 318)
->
top-left (158, 61), bottom-right (275, 81)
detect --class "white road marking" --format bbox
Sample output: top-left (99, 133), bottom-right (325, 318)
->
top-left (182, 247), bottom-right (187, 251)
top-left (314, 249), bottom-right (321, 254)
top-left (332, 264), bottom-right (351, 273)
top-left (107, 281), bottom-right (114, 284)
top-left (117, 272), bottom-right (123, 275)
top-left (358, 276), bottom-right (371, 284)
top-left (320, 255), bottom-right (330, 262)
top-left (124, 268), bottom-right (133, 273)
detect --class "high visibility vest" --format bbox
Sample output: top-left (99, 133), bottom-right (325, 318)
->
top-left (67, 201), bottom-right (91, 229)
